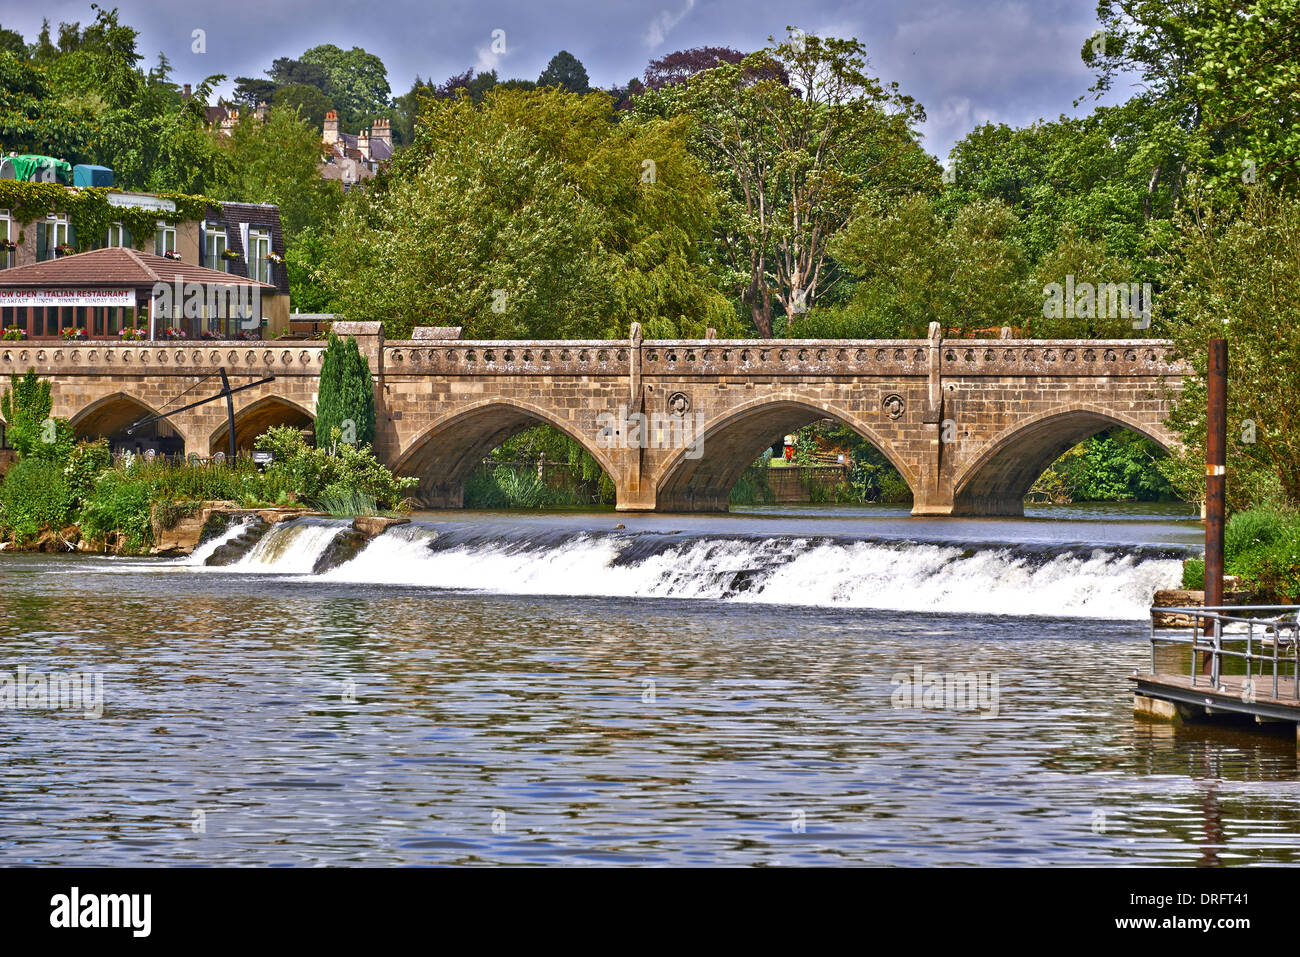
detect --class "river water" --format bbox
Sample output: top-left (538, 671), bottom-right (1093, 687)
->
top-left (2, 502), bottom-right (1299, 866)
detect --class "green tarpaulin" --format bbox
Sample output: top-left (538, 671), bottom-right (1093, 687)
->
top-left (8, 154), bottom-right (73, 184)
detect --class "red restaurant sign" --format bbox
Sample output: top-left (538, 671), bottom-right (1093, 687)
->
top-left (0, 288), bottom-right (137, 308)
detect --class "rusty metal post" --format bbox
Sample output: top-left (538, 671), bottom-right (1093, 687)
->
top-left (1202, 338), bottom-right (1227, 673)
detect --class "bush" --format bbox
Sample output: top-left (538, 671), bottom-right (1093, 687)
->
top-left (254, 425), bottom-right (415, 510)
top-left (730, 462), bottom-right (775, 506)
top-left (1223, 508), bottom-right (1300, 601)
top-left (63, 439), bottom-right (111, 505)
top-left (79, 472), bottom-right (155, 552)
top-left (0, 458), bottom-right (73, 542)
top-left (880, 473), bottom-right (914, 505)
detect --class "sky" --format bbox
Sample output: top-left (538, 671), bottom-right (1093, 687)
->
top-left (4, 0), bottom-right (1134, 160)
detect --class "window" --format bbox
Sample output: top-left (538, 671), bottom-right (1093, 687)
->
top-left (154, 222), bottom-right (176, 257)
top-left (0, 209), bottom-right (11, 269)
top-left (106, 222), bottom-right (132, 247)
top-left (249, 230), bottom-right (272, 283)
top-left (40, 215), bottom-right (71, 261)
top-left (204, 226), bottom-right (228, 272)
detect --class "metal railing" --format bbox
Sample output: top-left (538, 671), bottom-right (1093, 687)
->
top-left (1148, 605), bottom-right (1300, 700)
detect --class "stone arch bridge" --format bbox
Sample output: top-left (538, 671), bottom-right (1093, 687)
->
top-left (0, 321), bottom-right (1185, 516)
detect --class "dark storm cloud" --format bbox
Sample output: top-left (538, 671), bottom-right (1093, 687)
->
top-left (3, 0), bottom-right (1128, 158)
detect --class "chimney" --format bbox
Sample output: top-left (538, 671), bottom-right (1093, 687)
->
top-left (323, 110), bottom-right (339, 145)
top-left (182, 83), bottom-right (192, 99)
top-left (372, 118), bottom-right (392, 153)
top-left (357, 127), bottom-right (370, 161)
top-left (255, 100), bottom-right (269, 122)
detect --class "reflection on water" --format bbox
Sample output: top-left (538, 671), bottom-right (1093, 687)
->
top-left (0, 504), bottom-right (1296, 866)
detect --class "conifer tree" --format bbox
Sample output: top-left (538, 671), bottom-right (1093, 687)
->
top-left (314, 334), bottom-right (375, 448)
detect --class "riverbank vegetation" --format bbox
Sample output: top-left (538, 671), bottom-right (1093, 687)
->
top-left (464, 426), bottom-right (615, 509)
top-left (1181, 509), bottom-right (1300, 602)
top-left (0, 369), bottom-right (415, 552)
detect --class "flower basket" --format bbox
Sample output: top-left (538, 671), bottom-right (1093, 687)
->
top-left (0, 239), bottom-right (16, 251)
top-left (266, 251), bottom-right (285, 265)
top-left (61, 328), bottom-right (88, 341)
top-left (162, 327), bottom-right (187, 340)
top-left (220, 248), bottom-right (240, 261)
top-left (119, 328), bottom-right (147, 341)
top-left (1, 328), bottom-right (26, 341)
top-left (54, 243), bottom-right (75, 257)
top-left (236, 330), bottom-right (260, 341)
top-left (163, 250), bottom-right (183, 260)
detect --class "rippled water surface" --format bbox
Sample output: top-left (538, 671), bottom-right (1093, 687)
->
top-left (2, 502), bottom-right (1298, 866)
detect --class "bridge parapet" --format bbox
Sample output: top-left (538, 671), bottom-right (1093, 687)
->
top-left (384, 340), bottom-right (630, 376)
top-left (641, 339), bottom-right (929, 376)
top-left (382, 337), bottom-right (1183, 379)
top-left (0, 341), bottom-right (327, 378)
top-left (940, 339), bottom-right (1183, 376)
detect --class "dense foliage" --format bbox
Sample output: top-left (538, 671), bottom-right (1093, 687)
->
top-left (1158, 188), bottom-right (1300, 512)
top-left (325, 88), bottom-right (734, 339)
top-left (1030, 429), bottom-right (1179, 504)
top-left (0, 374), bottom-right (415, 551)
top-left (314, 334), bottom-right (376, 448)
top-left (1182, 508), bottom-right (1300, 601)
top-left (464, 425), bottom-right (615, 509)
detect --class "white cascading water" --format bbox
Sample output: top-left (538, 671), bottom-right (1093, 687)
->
top-left (309, 525), bottom-right (1183, 620)
top-left (182, 519), bottom-right (252, 566)
top-left (234, 520), bottom-right (350, 574)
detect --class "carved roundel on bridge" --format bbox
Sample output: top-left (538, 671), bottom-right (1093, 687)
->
top-left (667, 391), bottom-right (691, 414)
top-left (882, 393), bottom-right (906, 420)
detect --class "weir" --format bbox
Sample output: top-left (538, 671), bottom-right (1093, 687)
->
top-left (3, 322), bottom-right (1186, 516)
top-left (187, 518), bottom-right (1186, 619)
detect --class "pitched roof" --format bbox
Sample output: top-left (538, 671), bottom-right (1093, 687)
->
top-left (0, 247), bottom-right (276, 288)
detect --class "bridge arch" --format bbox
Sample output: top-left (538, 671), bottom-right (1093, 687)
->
top-left (70, 392), bottom-right (185, 455)
top-left (950, 403), bottom-right (1174, 516)
top-left (653, 394), bottom-right (917, 512)
top-left (394, 398), bottom-right (619, 508)
top-left (209, 395), bottom-right (315, 454)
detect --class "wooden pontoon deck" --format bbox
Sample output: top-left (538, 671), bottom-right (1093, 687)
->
top-left (1135, 605), bottom-right (1300, 738)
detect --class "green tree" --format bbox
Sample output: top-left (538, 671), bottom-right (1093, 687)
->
top-left (315, 334), bottom-right (376, 448)
top-left (642, 29), bottom-right (933, 335)
top-left (299, 44), bottom-right (390, 131)
top-left (1082, 0), bottom-right (1300, 201)
top-left (827, 195), bottom-right (1036, 336)
top-left (0, 24), bottom-right (26, 58)
top-left (0, 371), bottom-right (74, 462)
top-left (1184, 0), bottom-right (1300, 190)
top-left (0, 52), bottom-right (100, 159)
top-left (1030, 225), bottom-right (1145, 337)
top-left (326, 87), bottom-right (732, 339)
top-left (232, 76), bottom-right (278, 109)
top-left (538, 51), bottom-right (591, 94)
top-left (1, 371), bottom-right (52, 457)
top-left (1159, 186), bottom-right (1300, 510)
top-left (274, 82), bottom-right (333, 131)
top-left (216, 106), bottom-right (342, 238)
top-left (285, 227), bottom-right (335, 313)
